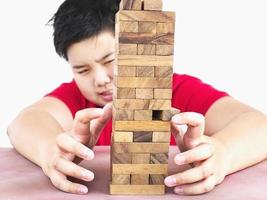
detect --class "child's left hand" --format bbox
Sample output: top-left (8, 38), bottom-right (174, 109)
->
top-left (164, 112), bottom-right (231, 195)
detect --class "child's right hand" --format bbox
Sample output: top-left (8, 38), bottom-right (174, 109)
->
top-left (41, 103), bottom-right (112, 194)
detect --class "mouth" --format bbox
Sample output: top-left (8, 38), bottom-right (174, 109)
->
top-left (99, 90), bottom-right (113, 101)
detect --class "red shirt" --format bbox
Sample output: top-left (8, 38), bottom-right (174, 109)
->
top-left (46, 73), bottom-right (228, 145)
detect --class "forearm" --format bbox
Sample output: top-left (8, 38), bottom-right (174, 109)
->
top-left (212, 111), bottom-right (267, 174)
top-left (8, 108), bottom-right (64, 168)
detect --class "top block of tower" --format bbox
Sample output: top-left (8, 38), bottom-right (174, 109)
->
top-left (120, 0), bottom-right (163, 11)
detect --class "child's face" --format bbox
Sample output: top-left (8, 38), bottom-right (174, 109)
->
top-left (67, 31), bottom-right (115, 107)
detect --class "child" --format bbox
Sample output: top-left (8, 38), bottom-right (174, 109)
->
top-left (7, 0), bottom-right (267, 195)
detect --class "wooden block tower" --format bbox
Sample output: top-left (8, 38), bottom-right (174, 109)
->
top-left (110, 0), bottom-right (176, 195)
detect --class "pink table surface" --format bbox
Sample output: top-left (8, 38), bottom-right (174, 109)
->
top-left (0, 146), bottom-right (266, 200)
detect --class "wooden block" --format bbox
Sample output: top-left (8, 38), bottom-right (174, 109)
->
top-left (117, 66), bottom-right (136, 77)
top-left (112, 174), bottom-right (130, 185)
top-left (113, 142), bottom-right (169, 154)
top-left (113, 109), bottom-right (134, 120)
top-left (118, 55), bottom-right (173, 66)
top-left (150, 153), bottom-right (168, 164)
top-left (117, 88), bottom-right (136, 99)
top-left (119, 21), bottom-right (138, 32)
top-left (136, 66), bottom-right (154, 77)
top-left (150, 174), bottom-right (166, 185)
top-left (138, 44), bottom-right (156, 55)
top-left (152, 132), bottom-right (171, 143)
top-left (118, 10), bottom-right (175, 23)
top-left (132, 153), bottom-right (150, 164)
top-left (120, 0), bottom-right (142, 10)
top-left (136, 89), bottom-right (154, 99)
top-left (134, 110), bottom-right (152, 120)
top-left (114, 131), bottom-right (133, 142)
top-left (112, 153), bottom-right (132, 164)
top-left (119, 32), bottom-right (174, 45)
top-left (143, 0), bottom-right (162, 11)
top-left (156, 45), bottom-right (174, 56)
top-left (157, 22), bottom-right (175, 34)
top-left (119, 44), bottom-right (137, 55)
top-left (133, 131), bottom-right (153, 142)
top-left (110, 184), bottom-right (165, 195)
top-left (115, 77), bottom-right (171, 88)
top-left (138, 22), bottom-right (156, 34)
top-left (112, 164), bottom-right (168, 174)
top-left (154, 89), bottom-right (172, 99)
top-left (114, 99), bottom-right (171, 110)
top-left (114, 120), bottom-right (171, 131)
top-left (131, 174), bottom-right (149, 184)
top-left (154, 66), bottom-right (172, 77)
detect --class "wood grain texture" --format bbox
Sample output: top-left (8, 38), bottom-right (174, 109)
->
top-left (152, 132), bottom-right (171, 142)
top-left (133, 131), bottom-right (153, 142)
top-left (112, 174), bottom-right (130, 185)
top-left (143, 0), bottom-right (163, 11)
top-left (156, 44), bottom-right (174, 56)
top-left (115, 77), bottom-right (171, 88)
top-left (110, 184), bottom-right (165, 195)
top-left (117, 66), bottom-right (136, 77)
top-left (131, 174), bottom-right (149, 184)
top-left (156, 22), bottom-right (175, 34)
top-left (117, 10), bottom-right (175, 23)
top-left (112, 153), bottom-right (132, 164)
top-left (113, 109), bottom-right (134, 120)
top-left (150, 153), bottom-right (168, 164)
top-left (120, 0), bottom-right (142, 10)
top-left (134, 110), bottom-right (153, 120)
top-left (136, 66), bottom-right (154, 77)
top-left (114, 120), bottom-right (171, 131)
top-left (138, 21), bottom-right (157, 34)
top-left (136, 88), bottom-right (154, 99)
top-left (117, 88), bottom-right (136, 99)
top-left (117, 55), bottom-right (173, 66)
top-left (114, 99), bottom-right (171, 110)
top-left (112, 142), bottom-right (169, 153)
top-left (149, 174), bottom-right (166, 185)
top-left (112, 164), bottom-right (168, 174)
top-left (119, 32), bottom-right (174, 45)
top-left (119, 21), bottom-right (138, 32)
top-left (119, 44), bottom-right (137, 55)
top-left (154, 66), bottom-right (173, 77)
top-left (113, 131), bottom-right (133, 142)
top-left (154, 89), bottom-right (172, 99)
top-left (132, 153), bottom-right (150, 164)
top-left (138, 44), bottom-right (156, 55)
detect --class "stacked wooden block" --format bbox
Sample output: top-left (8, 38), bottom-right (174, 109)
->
top-left (110, 0), bottom-right (176, 195)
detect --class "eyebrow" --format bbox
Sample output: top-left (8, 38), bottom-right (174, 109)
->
top-left (73, 52), bottom-right (114, 69)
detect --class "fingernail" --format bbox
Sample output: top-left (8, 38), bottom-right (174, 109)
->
top-left (164, 176), bottom-right (177, 187)
top-left (82, 171), bottom-right (94, 181)
top-left (174, 154), bottom-right (186, 165)
top-left (77, 186), bottom-right (88, 194)
top-left (82, 149), bottom-right (94, 160)
top-left (174, 187), bottom-right (183, 194)
top-left (172, 115), bottom-right (182, 124)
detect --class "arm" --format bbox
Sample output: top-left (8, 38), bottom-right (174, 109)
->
top-left (205, 96), bottom-right (267, 173)
top-left (8, 97), bottom-right (112, 194)
top-left (165, 96), bottom-right (267, 195)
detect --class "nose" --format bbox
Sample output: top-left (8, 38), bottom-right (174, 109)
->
top-left (94, 65), bottom-right (111, 88)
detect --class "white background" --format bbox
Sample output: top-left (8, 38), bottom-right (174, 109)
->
top-left (0, 0), bottom-right (267, 147)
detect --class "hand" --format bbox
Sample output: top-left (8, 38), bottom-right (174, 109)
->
top-left (164, 112), bottom-right (230, 195)
top-left (41, 103), bottom-right (112, 194)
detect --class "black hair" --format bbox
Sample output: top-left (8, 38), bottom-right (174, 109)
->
top-left (49, 0), bottom-right (120, 60)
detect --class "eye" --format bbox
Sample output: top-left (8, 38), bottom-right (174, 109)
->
top-left (104, 59), bottom-right (115, 65)
top-left (77, 69), bottom-right (89, 74)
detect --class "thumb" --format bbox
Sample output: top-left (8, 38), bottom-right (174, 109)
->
top-left (90, 103), bottom-right (112, 137)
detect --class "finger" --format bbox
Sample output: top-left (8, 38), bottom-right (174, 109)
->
top-left (172, 112), bottom-right (205, 148)
top-left (72, 108), bottom-right (104, 139)
top-left (56, 133), bottom-right (94, 160)
top-left (50, 169), bottom-right (88, 194)
top-left (165, 161), bottom-right (213, 187)
top-left (54, 157), bottom-right (94, 182)
top-left (174, 143), bottom-right (214, 165)
top-left (173, 175), bottom-right (216, 195)
top-left (90, 103), bottom-right (112, 135)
